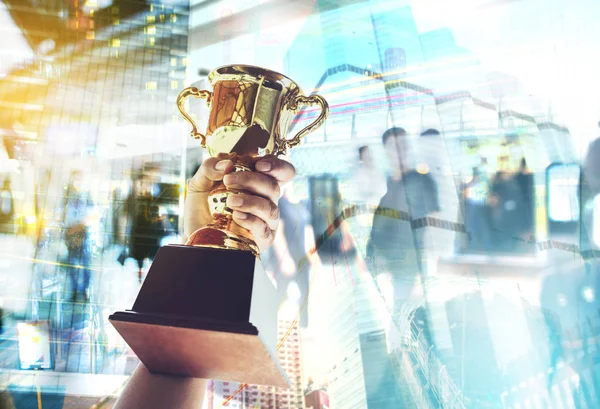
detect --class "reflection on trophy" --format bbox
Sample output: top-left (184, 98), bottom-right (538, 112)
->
top-left (109, 65), bottom-right (328, 387)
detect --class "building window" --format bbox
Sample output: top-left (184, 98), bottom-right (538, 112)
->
top-left (111, 38), bottom-right (120, 48)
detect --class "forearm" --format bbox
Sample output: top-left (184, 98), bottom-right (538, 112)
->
top-left (113, 364), bottom-right (207, 409)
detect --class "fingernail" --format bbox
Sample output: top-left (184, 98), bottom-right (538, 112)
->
top-left (256, 161), bottom-right (272, 172)
top-left (223, 174), bottom-right (237, 185)
top-left (234, 211), bottom-right (247, 219)
top-left (228, 195), bottom-right (243, 207)
top-left (215, 160), bottom-right (229, 171)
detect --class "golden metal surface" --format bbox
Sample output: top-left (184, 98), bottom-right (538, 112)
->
top-left (176, 87), bottom-right (212, 145)
top-left (282, 94), bottom-right (329, 151)
top-left (185, 161), bottom-right (260, 256)
top-left (177, 65), bottom-right (329, 253)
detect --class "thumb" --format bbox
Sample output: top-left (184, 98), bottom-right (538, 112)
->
top-left (188, 156), bottom-right (235, 193)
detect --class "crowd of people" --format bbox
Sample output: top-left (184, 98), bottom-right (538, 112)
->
top-left (0, 125), bottom-right (540, 313)
top-left (2, 123), bottom-right (600, 408)
top-left (4, 165), bottom-right (178, 303)
top-left (463, 156), bottom-right (535, 253)
top-left (363, 127), bottom-right (441, 352)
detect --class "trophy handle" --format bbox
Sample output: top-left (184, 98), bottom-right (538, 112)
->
top-left (280, 94), bottom-right (329, 153)
top-left (176, 87), bottom-right (213, 147)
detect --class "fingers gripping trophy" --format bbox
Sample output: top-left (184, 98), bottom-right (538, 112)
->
top-left (109, 65), bottom-right (328, 387)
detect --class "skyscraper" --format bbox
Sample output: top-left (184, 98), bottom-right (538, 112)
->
top-left (207, 319), bottom-right (305, 409)
top-left (304, 255), bottom-right (416, 409)
top-left (305, 388), bottom-right (330, 409)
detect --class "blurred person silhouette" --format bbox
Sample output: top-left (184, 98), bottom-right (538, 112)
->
top-left (515, 157), bottom-right (534, 234)
top-left (414, 128), bottom-right (453, 255)
top-left (343, 145), bottom-right (387, 258)
top-left (420, 128), bottom-right (440, 137)
top-left (367, 127), bottom-right (440, 352)
top-left (63, 170), bottom-right (95, 302)
top-left (582, 136), bottom-right (600, 253)
top-left (480, 156), bottom-right (491, 175)
top-left (463, 166), bottom-right (492, 252)
top-left (33, 169), bottom-right (52, 249)
top-left (262, 181), bottom-right (314, 328)
top-left (348, 145), bottom-right (386, 206)
top-left (0, 178), bottom-right (14, 234)
top-left (0, 389), bottom-right (14, 409)
top-left (417, 127), bottom-right (442, 164)
top-left (111, 183), bottom-right (126, 248)
top-left (583, 136), bottom-right (600, 197)
top-left (126, 165), bottom-right (165, 283)
top-left (488, 156), bottom-right (527, 252)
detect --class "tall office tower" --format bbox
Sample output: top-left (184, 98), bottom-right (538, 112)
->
top-left (303, 254), bottom-right (417, 409)
top-left (359, 330), bottom-right (407, 408)
top-left (305, 388), bottom-right (330, 409)
top-left (445, 291), bottom-right (502, 400)
top-left (272, 318), bottom-right (306, 409)
top-left (317, 7), bottom-right (346, 70)
top-left (324, 280), bottom-right (369, 409)
top-left (370, 5), bottom-right (420, 67)
top-left (370, 4), bottom-right (422, 128)
top-left (316, 0), bottom-right (383, 71)
top-left (317, 0), bottom-right (364, 69)
top-left (207, 319), bottom-right (305, 409)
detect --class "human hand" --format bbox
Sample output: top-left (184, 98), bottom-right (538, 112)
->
top-left (184, 155), bottom-right (296, 252)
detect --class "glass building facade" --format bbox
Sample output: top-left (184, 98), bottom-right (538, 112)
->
top-left (1, 0), bottom-right (600, 408)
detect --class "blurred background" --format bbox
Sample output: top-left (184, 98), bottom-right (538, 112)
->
top-left (1, 0), bottom-right (600, 408)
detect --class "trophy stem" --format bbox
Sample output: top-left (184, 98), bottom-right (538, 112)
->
top-left (186, 216), bottom-right (260, 256)
top-left (186, 160), bottom-right (260, 256)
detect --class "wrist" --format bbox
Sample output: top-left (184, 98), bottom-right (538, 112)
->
top-left (114, 364), bottom-right (208, 409)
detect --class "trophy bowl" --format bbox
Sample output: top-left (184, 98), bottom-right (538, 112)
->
top-left (109, 65), bottom-right (328, 387)
top-left (179, 64), bottom-right (328, 255)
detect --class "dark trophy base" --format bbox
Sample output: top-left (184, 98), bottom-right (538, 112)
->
top-left (109, 245), bottom-right (289, 387)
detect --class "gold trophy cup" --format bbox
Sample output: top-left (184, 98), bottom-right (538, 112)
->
top-left (178, 64), bottom-right (328, 255)
top-left (110, 65), bottom-right (328, 387)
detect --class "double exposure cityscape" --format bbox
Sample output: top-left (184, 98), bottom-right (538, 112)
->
top-left (0, 0), bottom-right (600, 408)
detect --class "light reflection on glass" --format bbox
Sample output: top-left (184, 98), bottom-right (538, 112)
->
top-left (1, 0), bottom-right (600, 408)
